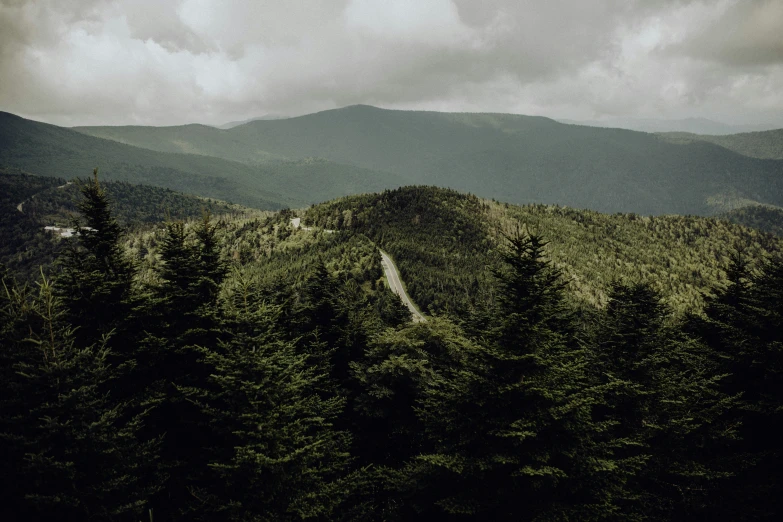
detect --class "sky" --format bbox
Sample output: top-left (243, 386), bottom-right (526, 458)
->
top-left (1, 0), bottom-right (782, 127)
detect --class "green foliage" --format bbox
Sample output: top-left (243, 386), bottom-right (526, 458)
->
top-left (55, 170), bottom-right (136, 347)
top-left (720, 205), bottom-right (783, 237)
top-left (591, 283), bottom-right (737, 519)
top-left (306, 186), bottom-right (781, 317)
top-left (3, 181), bottom-right (783, 521)
top-left (0, 270), bottom-right (159, 521)
top-left (0, 167), bottom-right (250, 282)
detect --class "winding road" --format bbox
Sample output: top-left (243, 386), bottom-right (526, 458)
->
top-left (289, 218), bottom-right (424, 323)
top-left (379, 250), bottom-right (426, 323)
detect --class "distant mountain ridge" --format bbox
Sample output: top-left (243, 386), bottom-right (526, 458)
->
top-left (216, 113), bottom-right (290, 129)
top-left (75, 104), bottom-right (783, 216)
top-left (657, 129), bottom-right (783, 160)
top-left (558, 116), bottom-right (781, 135)
top-left (4, 106), bottom-right (783, 219)
top-left (0, 111), bottom-right (410, 210)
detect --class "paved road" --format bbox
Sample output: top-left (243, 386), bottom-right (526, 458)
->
top-left (379, 249), bottom-right (425, 323)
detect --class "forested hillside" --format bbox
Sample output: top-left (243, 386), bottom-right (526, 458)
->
top-left (0, 168), bottom-right (257, 280)
top-left (659, 129), bottom-right (783, 160)
top-left (3, 180), bottom-right (782, 521)
top-left (0, 112), bottom-right (409, 210)
top-left (306, 186), bottom-right (780, 315)
top-left (74, 105), bottom-right (783, 216)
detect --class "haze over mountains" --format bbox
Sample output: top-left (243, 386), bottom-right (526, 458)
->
top-left (2, 105), bottom-right (782, 218)
top-left (556, 117), bottom-right (781, 135)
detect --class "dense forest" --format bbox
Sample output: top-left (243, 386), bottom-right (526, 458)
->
top-left (2, 176), bottom-right (782, 521)
top-left (0, 168), bottom-right (256, 281)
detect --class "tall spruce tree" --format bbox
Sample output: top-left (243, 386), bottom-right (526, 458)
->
top-left (413, 232), bottom-right (617, 520)
top-left (56, 169), bottom-right (135, 347)
top-left (138, 216), bottom-right (227, 520)
top-left (594, 282), bottom-right (737, 520)
top-left (0, 270), bottom-right (158, 521)
top-left (198, 275), bottom-right (353, 521)
top-left (691, 251), bottom-right (783, 519)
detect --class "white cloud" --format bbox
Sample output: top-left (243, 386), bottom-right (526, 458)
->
top-left (0, 0), bottom-right (781, 126)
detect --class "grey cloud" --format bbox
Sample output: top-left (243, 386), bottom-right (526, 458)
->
top-left (0, 0), bottom-right (781, 126)
top-left (669, 0), bottom-right (783, 67)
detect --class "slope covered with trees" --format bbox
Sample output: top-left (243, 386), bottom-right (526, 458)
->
top-left (0, 112), bottom-right (409, 210)
top-left (3, 180), bottom-right (782, 521)
top-left (306, 186), bottom-right (780, 316)
top-left (0, 168), bottom-right (259, 280)
top-left (658, 129), bottom-right (783, 160)
top-left (73, 105), bottom-right (783, 217)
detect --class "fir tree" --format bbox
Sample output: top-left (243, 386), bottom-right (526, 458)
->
top-left (0, 270), bottom-right (158, 521)
top-left (594, 282), bottom-right (737, 519)
top-left (413, 232), bottom-right (616, 520)
top-left (199, 278), bottom-right (353, 521)
top-left (138, 217), bottom-right (226, 520)
top-left (56, 169), bottom-right (135, 347)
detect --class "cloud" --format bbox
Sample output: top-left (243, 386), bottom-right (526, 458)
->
top-left (0, 0), bottom-right (781, 126)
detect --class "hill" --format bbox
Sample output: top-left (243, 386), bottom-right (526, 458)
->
top-left (658, 129), bottom-right (783, 160)
top-left (74, 105), bottom-right (783, 217)
top-left (0, 167), bottom-right (260, 280)
top-left (302, 186), bottom-right (780, 316)
top-left (0, 112), bottom-right (409, 210)
top-left (558, 117), bottom-right (779, 135)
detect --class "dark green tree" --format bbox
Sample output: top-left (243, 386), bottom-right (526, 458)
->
top-left (690, 251), bottom-right (783, 520)
top-left (137, 216), bottom-right (227, 520)
top-left (0, 270), bottom-right (158, 521)
top-left (411, 233), bottom-right (617, 520)
top-left (594, 282), bottom-right (737, 519)
top-left (198, 279), bottom-right (353, 521)
top-left (56, 169), bottom-right (135, 346)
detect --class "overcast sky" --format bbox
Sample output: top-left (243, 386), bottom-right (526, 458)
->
top-left (1, 0), bottom-right (782, 127)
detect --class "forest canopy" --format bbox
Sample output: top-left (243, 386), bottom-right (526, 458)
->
top-left (2, 178), bottom-right (782, 521)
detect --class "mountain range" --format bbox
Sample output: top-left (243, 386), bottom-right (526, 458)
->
top-left (557, 117), bottom-right (781, 135)
top-left (2, 105), bottom-right (782, 218)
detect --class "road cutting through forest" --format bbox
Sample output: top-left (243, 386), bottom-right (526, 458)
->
top-left (291, 218), bottom-right (424, 322)
top-left (379, 249), bottom-right (426, 323)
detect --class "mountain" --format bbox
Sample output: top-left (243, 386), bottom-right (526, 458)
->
top-left (558, 117), bottom-right (781, 135)
top-left (657, 129), bottom-right (783, 160)
top-left (303, 186), bottom-right (781, 316)
top-left (74, 105), bottom-right (783, 217)
top-left (216, 113), bottom-right (289, 129)
top-left (0, 111), bottom-right (409, 210)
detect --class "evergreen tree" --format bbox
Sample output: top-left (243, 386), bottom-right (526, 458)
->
top-left (690, 251), bottom-right (783, 520)
top-left (138, 217), bottom-right (227, 520)
top-left (0, 270), bottom-right (158, 521)
top-left (594, 282), bottom-right (737, 519)
top-left (743, 255), bottom-right (783, 519)
top-left (412, 232), bottom-right (616, 520)
top-left (56, 169), bottom-right (135, 346)
top-left (199, 279), bottom-right (353, 521)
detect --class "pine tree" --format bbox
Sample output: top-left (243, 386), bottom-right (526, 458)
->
top-left (56, 169), bottom-right (135, 347)
top-left (743, 255), bottom-right (783, 519)
top-left (691, 252), bottom-right (783, 519)
top-left (0, 270), bottom-right (158, 521)
top-left (594, 282), bottom-right (737, 519)
top-left (686, 249), bottom-right (780, 519)
top-left (199, 278), bottom-right (353, 521)
top-left (137, 217), bottom-right (227, 520)
top-left (412, 232), bottom-right (617, 520)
